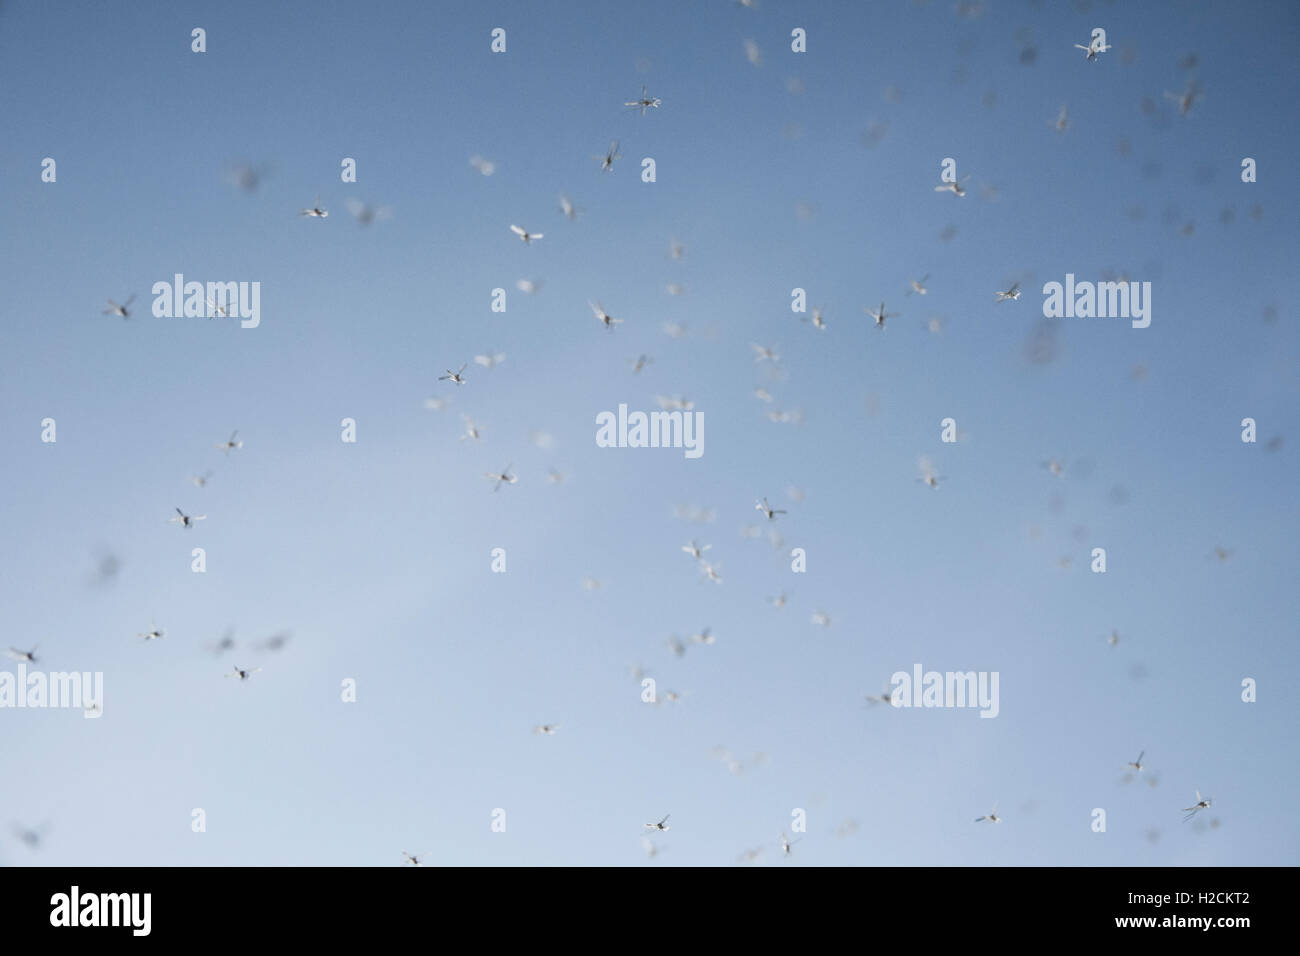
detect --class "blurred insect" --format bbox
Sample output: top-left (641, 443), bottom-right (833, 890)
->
top-left (207, 628), bottom-right (236, 656)
top-left (559, 194), bottom-right (580, 220)
top-left (751, 343), bottom-right (780, 362)
top-left (439, 364), bottom-right (468, 385)
top-left (995, 282), bottom-right (1022, 302)
top-left (624, 85), bottom-right (662, 115)
top-left (216, 431), bottom-right (243, 454)
top-left (468, 155), bottom-right (496, 176)
top-left (90, 550), bottom-right (121, 585)
top-left (190, 470), bottom-right (214, 488)
top-left (975, 803), bottom-right (1002, 823)
top-left (629, 354), bottom-right (653, 374)
top-left (917, 456), bottom-right (942, 489)
top-left (401, 851), bottom-right (425, 866)
top-left (484, 465), bottom-right (517, 492)
top-left (1182, 791), bottom-right (1212, 820)
top-left (102, 295), bottom-right (135, 319)
top-left (534, 724), bottom-right (559, 736)
top-left (509, 224), bottom-right (543, 244)
top-left (682, 541), bottom-right (711, 559)
top-left (226, 163), bottom-right (269, 192)
top-left (258, 632), bottom-right (291, 653)
top-left (907, 275), bottom-right (930, 296)
top-left (299, 196), bottom-right (328, 218)
top-left (690, 626), bottom-right (715, 646)
top-left (590, 301), bottom-right (623, 330)
top-left (866, 302), bottom-right (897, 329)
top-left (5, 646), bottom-right (37, 663)
top-left (644, 814), bottom-right (671, 832)
top-left (12, 823), bottom-right (49, 849)
top-left (1053, 104), bottom-right (1069, 133)
top-left (711, 747), bottom-right (747, 775)
top-left (169, 508), bottom-right (206, 529)
top-left (1073, 36), bottom-right (1110, 61)
top-left (656, 395), bottom-right (693, 411)
top-left (344, 199), bottom-right (391, 225)
top-left (1165, 79), bottom-right (1202, 116)
top-left (596, 140), bottom-right (621, 172)
top-left (755, 498), bottom-right (787, 520)
top-left (934, 176), bottom-right (970, 197)
top-left (1127, 751), bottom-right (1146, 772)
top-left (225, 665), bottom-right (261, 681)
top-left (864, 686), bottom-right (895, 706)
top-left (673, 505), bottom-right (714, 526)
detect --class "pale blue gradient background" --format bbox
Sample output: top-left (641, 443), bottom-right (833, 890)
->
top-left (1, 0), bottom-right (1297, 866)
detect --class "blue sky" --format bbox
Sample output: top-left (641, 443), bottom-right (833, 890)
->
top-left (1, 0), bottom-right (1297, 866)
